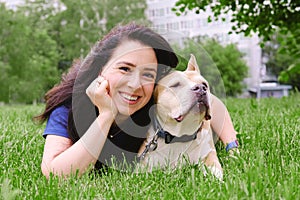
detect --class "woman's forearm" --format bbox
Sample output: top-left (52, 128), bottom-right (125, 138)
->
top-left (41, 114), bottom-right (113, 178)
top-left (210, 94), bottom-right (237, 145)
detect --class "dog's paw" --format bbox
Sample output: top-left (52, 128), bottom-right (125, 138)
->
top-left (207, 165), bottom-right (223, 181)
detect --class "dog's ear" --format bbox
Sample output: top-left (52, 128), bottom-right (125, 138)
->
top-left (187, 54), bottom-right (201, 74)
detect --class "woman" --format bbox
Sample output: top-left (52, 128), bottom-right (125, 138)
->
top-left (35, 23), bottom-right (238, 178)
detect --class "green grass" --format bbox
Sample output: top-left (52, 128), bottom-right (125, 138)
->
top-left (1, 94), bottom-right (299, 200)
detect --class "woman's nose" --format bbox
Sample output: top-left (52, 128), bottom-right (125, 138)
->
top-left (127, 72), bottom-right (142, 89)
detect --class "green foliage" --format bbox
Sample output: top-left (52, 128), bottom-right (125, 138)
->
top-left (174, 38), bottom-right (248, 97)
top-left (277, 25), bottom-right (300, 59)
top-left (263, 40), bottom-right (294, 76)
top-left (276, 28), bottom-right (300, 90)
top-left (1, 95), bottom-right (300, 199)
top-left (0, 61), bottom-right (10, 103)
top-left (173, 0), bottom-right (300, 42)
top-left (48, 0), bottom-right (148, 62)
top-left (263, 31), bottom-right (300, 89)
top-left (0, 0), bottom-right (148, 103)
top-left (173, 0), bottom-right (300, 91)
top-left (0, 4), bottom-right (60, 103)
top-left (279, 63), bottom-right (300, 90)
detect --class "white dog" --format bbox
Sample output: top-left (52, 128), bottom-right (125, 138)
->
top-left (137, 54), bottom-right (223, 180)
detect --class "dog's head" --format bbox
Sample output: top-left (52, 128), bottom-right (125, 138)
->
top-left (154, 54), bottom-right (211, 136)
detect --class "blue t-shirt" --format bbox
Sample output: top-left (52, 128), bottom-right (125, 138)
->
top-left (43, 106), bottom-right (70, 138)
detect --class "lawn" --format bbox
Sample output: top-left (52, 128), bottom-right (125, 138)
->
top-left (1, 94), bottom-right (299, 200)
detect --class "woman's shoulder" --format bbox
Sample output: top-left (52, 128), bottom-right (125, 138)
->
top-left (53, 105), bottom-right (69, 113)
top-left (49, 105), bottom-right (70, 124)
top-left (43, 105), bottom-right (70, 138)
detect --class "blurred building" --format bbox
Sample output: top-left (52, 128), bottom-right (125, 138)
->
top-left (146, 0), bottom-right (263, 89)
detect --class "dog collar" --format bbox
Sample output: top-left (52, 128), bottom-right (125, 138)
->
top-left (138, 117), bottom-right (201, 161)
top-left (153, 116), bottom-right (199, 144)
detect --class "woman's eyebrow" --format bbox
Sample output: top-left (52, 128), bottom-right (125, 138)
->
top-left (116, 61), bottom-right (136, 67)
top-left (116, 61), bottom-right (157, 73)
top-left (144, 67), bottom-right (157, 73)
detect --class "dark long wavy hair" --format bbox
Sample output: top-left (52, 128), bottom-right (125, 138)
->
top-left (34, 23), bottom-right (178, 166)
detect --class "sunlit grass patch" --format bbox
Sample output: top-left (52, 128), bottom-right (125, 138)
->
top-left (1, 94), bottom-right (299, 199)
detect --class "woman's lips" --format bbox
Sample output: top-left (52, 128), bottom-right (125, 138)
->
top-left (120, 92), bottom-right (140, 104)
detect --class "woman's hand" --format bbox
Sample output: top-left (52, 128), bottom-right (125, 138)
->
top-left (86, 76), bottom-right (118, 119)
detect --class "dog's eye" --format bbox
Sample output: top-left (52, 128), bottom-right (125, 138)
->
top-left (203, 82), bottom-right (208, 88)
top-left (170, 82), bottom-right (180, 88)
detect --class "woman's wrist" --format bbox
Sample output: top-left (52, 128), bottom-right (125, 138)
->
top-left (225, 140), bottom-right (239, 152)
top-left (80, 113), bottom-right (114, 159)
top-left (97, 111), bottom-right (115, 124)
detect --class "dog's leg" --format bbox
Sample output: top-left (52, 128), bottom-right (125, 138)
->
top-left (204, 150), bottom-right (223, 180)
top-left (191, 126), bottom-right (223, 180)
top-left (200, 122), bottom-right (223, 180)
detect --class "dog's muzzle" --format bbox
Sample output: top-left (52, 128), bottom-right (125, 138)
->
top-left (191, 83), bottom-right (211, 120)
top-left (191, 83), bottom-right (207, 95)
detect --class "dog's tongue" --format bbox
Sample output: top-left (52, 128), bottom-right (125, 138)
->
top-left (174, 115), bottom-right (183, 122)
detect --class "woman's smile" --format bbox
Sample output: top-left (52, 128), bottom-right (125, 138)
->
top-left (101, 40), bottom-right (158, 116)
top-left (119, 92), bottom-right (140, 104)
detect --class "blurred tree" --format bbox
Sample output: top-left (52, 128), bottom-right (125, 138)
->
top-left (261, 31), bottom-right (300, 89)
top-left (174, 38), bottom-right (248, 97)
top-left (173, 0), bottom-right (300, 90)
top-left (48, 0), bottom-right (148, 68)
top-left (277, 29), bottom-right (300, 90)
top-left (0, 0), bottom-right (148, 103)
top-left (278, 64), bottom-right (300, 90)
top-left (173, 0), bottom-right (299, 43)
top-left (0, 4), bottom-right (12, 103)
top-left (0, 2), bottom-right (60, 103)
top-left (262, 33), bottom-right (294, 77)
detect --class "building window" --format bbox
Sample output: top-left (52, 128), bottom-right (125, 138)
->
top-left (195, 18), bottom-right (208, 27)
top-left (181, 20), bottom-right (193, 29)
top-left (155, 24), bottom-right (166, 30)
top-left (148, 9), bottom-right (155, 18)
top-left (166, 22), bottom-right (179, 30)
top-left (166, 7), bottom-right (170, 15)
top-left (155, 8), bottom-right (165, 17)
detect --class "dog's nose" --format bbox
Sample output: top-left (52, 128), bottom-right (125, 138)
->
top-left (191, 83), bottom-right (207, 95)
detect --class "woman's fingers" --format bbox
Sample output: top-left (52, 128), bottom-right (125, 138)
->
top-left (86, 76), bottom-right (106, 105)
top-left (96, 76), bottom-right (105, 87)
top-left (86, 76), bottom-right (117, 117)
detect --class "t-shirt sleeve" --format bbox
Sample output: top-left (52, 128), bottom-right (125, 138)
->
top-left (43, 106), bottom-right (70, 138)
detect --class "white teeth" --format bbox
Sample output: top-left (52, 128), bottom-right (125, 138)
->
top-left (121, 93), bottom-right (138, 101)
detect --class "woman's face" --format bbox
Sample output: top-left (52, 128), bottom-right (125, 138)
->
top-left (101, 40), bottom-right (158, 116)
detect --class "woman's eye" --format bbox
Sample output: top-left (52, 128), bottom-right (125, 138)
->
top-left (170, 82), bottom-right (180, 88)
top-left (144, 73), bottom-right (155, 79)
top-left (119, 66), bottom-right (130, 72)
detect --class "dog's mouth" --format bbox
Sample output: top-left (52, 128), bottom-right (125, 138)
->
top-left (197, 98), bottom-right (211, 120)
top-left (172, 102), bottom-right (197, 122)
top-left (194, 83), bottom-right (211, 120)
top-left (174, 115), bottom-right (184, 122)
top-left (173, 95), bottom-right (210, 123)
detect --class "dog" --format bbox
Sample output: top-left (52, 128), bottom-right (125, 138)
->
top-left (137, 54), bottom-right (223, 180)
